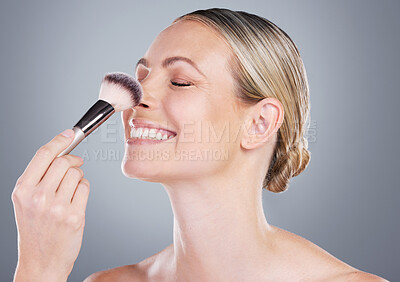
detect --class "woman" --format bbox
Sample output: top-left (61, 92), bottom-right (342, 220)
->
top-left (12, 8), bottom-right (386, 281)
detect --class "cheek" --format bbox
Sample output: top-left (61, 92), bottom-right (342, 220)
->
top-left (167, 88), bottom-right (241, 142)
top-left (168, 91), bottom-right (208, 117)
top-left (165, 92), bottom-right (209, 141)
top-left (170, 93), bottom-right (239, 150)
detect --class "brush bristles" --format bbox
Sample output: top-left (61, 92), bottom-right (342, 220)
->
top-left (98, 72), bottom-right (142, 112)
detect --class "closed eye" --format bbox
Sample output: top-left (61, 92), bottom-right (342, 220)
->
top-left (171, 80), bottom-right (192, 87)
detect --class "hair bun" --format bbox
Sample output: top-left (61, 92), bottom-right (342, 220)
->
top-left (264, 137), bottom-right (311, 193)
top-left (292, 137), bottom-right (311, 177)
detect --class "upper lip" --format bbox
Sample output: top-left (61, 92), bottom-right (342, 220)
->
top-left (129, 119), bottom-right (177, 136)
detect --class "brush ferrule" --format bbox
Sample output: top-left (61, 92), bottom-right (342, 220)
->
top-left (57, 100), bottom-right (115, 157)
top-left (74, 99), bottom-right (115, 136)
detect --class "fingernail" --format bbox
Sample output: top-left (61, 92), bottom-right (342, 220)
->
top-left (61, 129), bottom-right (74, 138)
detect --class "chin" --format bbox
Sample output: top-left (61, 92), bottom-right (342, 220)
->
top-left (121, 157), bottom-right (166, 183)
top-left (120, 141), bottom-right (232, 184)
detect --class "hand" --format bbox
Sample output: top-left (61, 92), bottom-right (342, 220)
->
top-left (11, 129), bottom-right (90, 282)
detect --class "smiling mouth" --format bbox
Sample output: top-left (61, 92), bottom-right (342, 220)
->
top-left (130, 127), bottom-right (176, 141)
top-left (126, 119), bottom-right (177, 145)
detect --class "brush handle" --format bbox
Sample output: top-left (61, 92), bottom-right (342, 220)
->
top-left (57, 127), bottom-right (86, 157)
top-left (57, 100), bottom-right (115, 157)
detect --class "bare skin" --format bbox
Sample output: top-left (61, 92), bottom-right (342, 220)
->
top-left (85, 20), bottom-right (387, 281)
top-left (85, 228), bottom-right (385, 281)
top-left (86, 229), bottom-right (385, 281)
top-left (12, 130), bottom-right (90, 282)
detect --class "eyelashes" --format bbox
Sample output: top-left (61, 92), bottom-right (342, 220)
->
top-left (170, 80), bottom-right (192, 87)
top-left (136, 78), bottom-right (193, 88)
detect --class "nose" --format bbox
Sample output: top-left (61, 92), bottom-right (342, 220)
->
top-left (135, 83), bottom-right (159, 110)
top-left (138, 101), bottom-right (149, 109)
top-left (134, 65), bottom-right (163, 111)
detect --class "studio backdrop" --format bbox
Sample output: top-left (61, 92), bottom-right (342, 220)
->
top-left (0, 0), bottom-right (398, 281)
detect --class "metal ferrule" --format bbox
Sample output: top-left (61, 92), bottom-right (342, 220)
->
top-left (57, 100), bottom-right (115, 157)
top-left (75, 99), bottom-right (115, 136)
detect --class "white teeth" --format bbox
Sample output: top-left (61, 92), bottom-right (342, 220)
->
top-left (142, 128), bottom-right (149, 138)
top-left (136, 128), bottom-right (142, 138)
top-left (130, 127), bottom-right (175, 141)
top-left (149, 128), bottom-right (157, 138)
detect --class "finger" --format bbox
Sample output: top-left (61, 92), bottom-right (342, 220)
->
top-left (71, 178), bottom-right (90, 209)
top-left (56, 167), bottom-right (84, 202)
top-left (20, 129), bottom-right (75, 186)
top-left (39, 155), bottom-right (83, 192)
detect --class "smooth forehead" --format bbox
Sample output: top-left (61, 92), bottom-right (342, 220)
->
top-left (144, 20), bottom-right (233, 71)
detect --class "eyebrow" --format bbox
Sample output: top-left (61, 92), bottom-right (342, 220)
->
top-left (135, 56), bottom-right (206, 77)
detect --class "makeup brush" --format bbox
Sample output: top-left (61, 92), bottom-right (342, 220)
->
top-left (57, 72), bottom-right (142, 157)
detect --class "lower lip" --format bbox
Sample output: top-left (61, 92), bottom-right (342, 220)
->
top-left (126, 136), bottom-right (175, 146)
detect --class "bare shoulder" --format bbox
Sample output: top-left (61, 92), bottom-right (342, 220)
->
top-left (83, 245), bottom-right (172, 282)
top-left (330, 270), bottom-right (389, 281)
top-left (269, 226), bottom-right (388, 281)
top-left (83, 264), bottom-right (146, 282)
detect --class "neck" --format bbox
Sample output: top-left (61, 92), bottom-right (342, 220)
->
top-left (162, 167), bottom-right (277, 281)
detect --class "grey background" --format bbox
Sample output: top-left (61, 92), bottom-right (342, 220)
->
top-left (0, 0), bottom-right (398, 281)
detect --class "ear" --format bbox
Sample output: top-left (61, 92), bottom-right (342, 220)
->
top-left (241, 98), bottom-right (284, 150)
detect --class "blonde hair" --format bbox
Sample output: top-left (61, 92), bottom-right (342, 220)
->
top-left (173, 8), bottom-right (311, 193)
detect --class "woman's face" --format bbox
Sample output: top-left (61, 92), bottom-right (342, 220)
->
top-left (121, 20), bottom-right (246, 184)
